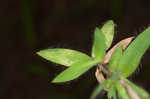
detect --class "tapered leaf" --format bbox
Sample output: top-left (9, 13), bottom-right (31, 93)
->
top-left (101, 20), bottom-right (115, 49)
top-left (37, 48), bottom-right (91, 67)
top-left (90, 79), bottom-right (111, 99)
top-left (92, 27), bottom-right (106, 61)
top-left (125, 79), bottom-right (150, 99)
top-left (116, 82), bottom-right (130, 99)
top-left (109, 45), bottom-right (123, 72)
top-left (108, 85), bottom-right (117, 99)
top-left (52, 59), bottom-right (98, 83)
top-left (91, 72), bottom-right (120, 99)
top-left (118, 27), bottom-right (150, 77)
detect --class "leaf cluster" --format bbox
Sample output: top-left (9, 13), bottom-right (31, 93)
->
top-left (37, 20), bottom-right (150, 99)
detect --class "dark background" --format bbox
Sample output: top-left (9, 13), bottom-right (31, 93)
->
top-left (1, 0), bottom-right (150, 99)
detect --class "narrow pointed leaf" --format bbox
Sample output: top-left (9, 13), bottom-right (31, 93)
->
top-left (52, 59), bottom-right (98, 83)
top-left (90, 79), bottom-right (111, 99)
top-left (118, 27), bottom-right (150, 77)
top-left (91, 72), bottom-right (120, 99)
top-left (116, 82), bottom-right (130, 99)
top-left (92, 27), bottom-right (106, 61)
top-left (109, 45), bottom-right (123, 72)
top-left (37, 48), bottom-right (91, 67)
top-left (101, 20), bottom-right (115, 49)
top-left (125, 79), bottom-right (150, 99)
top-left (108, 85), bottom-right (117, 99)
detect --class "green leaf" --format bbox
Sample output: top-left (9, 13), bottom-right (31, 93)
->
top-left (52, 59), bottom-right (98, 83)
top-left (109, 45), bottom-right (123, 72)
top-left (90, 79), bottom-right (111, 99)
top-left (125, 79), bottom-right (150, 99)
top-left (91, 72), bottom-right (120, 99)
top-left (92, 27), bottom-right (106, 61)
top-left (101, 20), bottom-right (115, 49)
top-left (37, 48), bottom-right (92, 67)
top-left (118, 27), bottom-right (150, 77)
top-left (108, 85), bottom-right (117, 99)
top-left (116, 82), bottom-right (130, 99)
top-left (111, 71), bottom-right (121, 81)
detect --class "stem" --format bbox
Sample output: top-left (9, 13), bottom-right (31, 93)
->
top-left (97, 64), bottom-right (112, 77)
top-left (120, 79), bottom-right (141, 99)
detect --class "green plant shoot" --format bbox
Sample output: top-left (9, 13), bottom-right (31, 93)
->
top-left (37, 20), bottom-right (150, 99)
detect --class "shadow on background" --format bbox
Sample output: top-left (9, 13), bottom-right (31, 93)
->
top-left (1, 0), bottom-right (150, 99)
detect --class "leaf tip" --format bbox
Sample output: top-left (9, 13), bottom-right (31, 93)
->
top-left (107, 20), bottom-right (115, 25)
top-left (51, 77), bottom-right (62, 83)
top-left (36, 50), bottom-right (44, 56)
top-left (51, 79), bottom-right (58, 83)
top-left (95, 27), bottom-right (101, 33)
top-left (51, 77), bottom-right (68, 83)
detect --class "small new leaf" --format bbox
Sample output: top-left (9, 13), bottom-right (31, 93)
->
top-left (91, 79), bottom-right (111, 99)
top-left (108, 85), bottom-right (117, 99)
top-left (91, 72), bottom-right (120, 99)
top-left (116, 82), bottom-right (130, 99)
top-left (37, 48), bottom-right (91, 67)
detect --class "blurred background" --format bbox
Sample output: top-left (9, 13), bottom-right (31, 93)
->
top-left (1, 0), bottom-right (150, 99)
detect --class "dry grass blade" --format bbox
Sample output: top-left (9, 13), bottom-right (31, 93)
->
top-left (120, 79), bottom-right (141, 99)
top-left (103, 36), bottom-right (134, 64)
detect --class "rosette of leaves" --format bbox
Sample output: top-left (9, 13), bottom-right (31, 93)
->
top-left (37, 20), bottom-right (150, 99)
